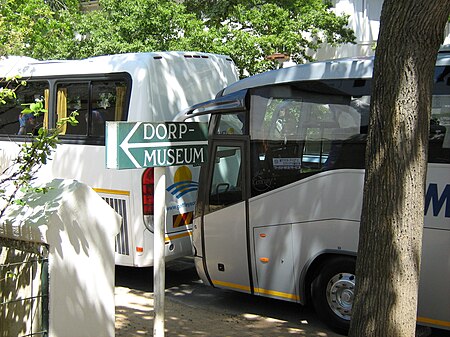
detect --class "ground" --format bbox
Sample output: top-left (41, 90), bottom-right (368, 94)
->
top-left (115, 286), bottom-right (343, 337)
top-left (114, 259), bottom-right (446, 337)
top-left (114, 260), bottom-right (344, 337)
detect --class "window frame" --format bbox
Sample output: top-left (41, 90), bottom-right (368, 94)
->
top-left (0, 72), bottom-right (132, 146)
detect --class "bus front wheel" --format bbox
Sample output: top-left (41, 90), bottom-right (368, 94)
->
top-left (311, 256), bottom-right (356, 335)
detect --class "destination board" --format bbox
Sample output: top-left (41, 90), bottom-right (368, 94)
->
top-left (106, 121), bottom-right (208, 169)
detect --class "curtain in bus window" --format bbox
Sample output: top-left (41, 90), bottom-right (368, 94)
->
top-left (43, 88), bottom-right (49, 129)
top-left (115, 86), bottom-right (126, 121)
top-left (58, 83), bottom-right (89, 136)
top-left (57, 88), bottom-right (68, 135)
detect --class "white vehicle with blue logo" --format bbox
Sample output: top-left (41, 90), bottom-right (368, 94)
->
top-left (179, 53), bottom-right (450, 334)
top-left (0, 52), bottom-right (238, 267)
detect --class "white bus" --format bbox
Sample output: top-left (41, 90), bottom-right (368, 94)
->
top-left (0, 52), bottom-right (238, 267)
top-left (180, 54), bottom-right (450, 334)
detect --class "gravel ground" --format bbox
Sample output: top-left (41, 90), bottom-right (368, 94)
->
top-left (115, 285), bottom-right (344, 337)
top-left (114, 260), bottom-right (345, 337)
top-left (114, 259), bottom-right (449, 337)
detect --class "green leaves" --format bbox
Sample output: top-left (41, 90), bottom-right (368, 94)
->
top-left (183, 0), bottom-right (356, 76)
top-left (0, 76), bottom-right (22, 105)
top-left (72, 0), bottom-right (204, 55)
top-left (0, 0), bottom-right (77, 59)
top-left (21, 99), bottom-right (46, 115)
top-left (0, 79), bottom-right (78, 219)
top-left (0, 0), bottom-right (355, 76)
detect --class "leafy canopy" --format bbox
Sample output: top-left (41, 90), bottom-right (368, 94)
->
top-left (182, 0), bottom-right (355, 76)
top-left (0, 0), bottom-right (80, 59)
top-left (0, 0), bottom-right (355, 76)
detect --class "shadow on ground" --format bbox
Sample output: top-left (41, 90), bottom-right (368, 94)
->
top-left (115, 258), bottom-right (449, 337)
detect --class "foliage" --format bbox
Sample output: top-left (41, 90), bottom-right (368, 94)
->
top-left (0, 0), bottom-right (355, 77)
top-left (0, 0), bottom-right (79, 59)
top-left (183, 0), bottom-right (356, 76)
top-left (76, 0), bottom-right (355, 77)
top-left (72, 0), bottom-right (204, 57)
top-left (0, 78), bottom-right (78, 219)
top-left (0, 76), bottom-right (25, 105)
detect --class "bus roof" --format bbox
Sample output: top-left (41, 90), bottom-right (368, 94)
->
top-left (0, 52), bottom-right (235, 79)
top-left (222, 53), bottom-right (450, 96)
top-left (176, 53), bottom-right (450, 121)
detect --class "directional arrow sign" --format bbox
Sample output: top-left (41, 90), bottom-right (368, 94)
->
top-left (106, 121), bottom-right (208, 169)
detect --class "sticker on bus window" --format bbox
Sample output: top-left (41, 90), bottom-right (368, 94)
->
top-left (273, 158), bottom-right (301, 170)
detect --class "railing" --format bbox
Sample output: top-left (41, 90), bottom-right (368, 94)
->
top-left (0, 238), bottom-right (49, 337)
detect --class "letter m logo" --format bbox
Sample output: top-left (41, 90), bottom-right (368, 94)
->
top-left (425, 184), bottom-right (450, 218)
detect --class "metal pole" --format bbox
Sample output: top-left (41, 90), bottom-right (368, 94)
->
top-left (153, 167), bottom-right (166, 337)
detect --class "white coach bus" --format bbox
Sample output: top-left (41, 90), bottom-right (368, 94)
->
top-left (0, 52), bottom-right (238, 267)
top-left (179, 54), bottom-right (450, 334)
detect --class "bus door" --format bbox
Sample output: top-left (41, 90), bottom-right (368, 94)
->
top-left (200, 140), bottom-right (253, 294)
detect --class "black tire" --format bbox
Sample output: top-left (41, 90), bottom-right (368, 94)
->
top-left (311, 256), bottom-right (356, 336)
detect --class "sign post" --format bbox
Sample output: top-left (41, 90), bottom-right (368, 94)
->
top-left (153, 166), bottom-right (166, 337)
top-left (106, 121), bottom-right (208, 337)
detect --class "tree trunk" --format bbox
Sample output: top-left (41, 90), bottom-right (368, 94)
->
top-left (349, 1), bottom-right (450, 337)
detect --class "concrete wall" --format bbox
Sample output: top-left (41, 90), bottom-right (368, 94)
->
top-left (0, 179), bottom-right (121, 337)
top-left (307, 0), bottom-right (450, 61)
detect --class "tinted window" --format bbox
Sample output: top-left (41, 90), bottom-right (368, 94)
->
top-left (248, 78), bottom-right (450, 196)
top-left (214, 112), bottom-right (246, 135)
top-left (0, 75), bottom-right (130, 142)
top-left (429, 96), bottom-right (450, 163)
top-left (249, 82), bottom-right (370, 196)
top-left (56, 79), bottom-right (128, 137)
top-left (207, 145), bottom-right (244, 214)
top-left (0, 81), bottom-right (48, 136)
top-left (430, 66), bottom-right (450, 163)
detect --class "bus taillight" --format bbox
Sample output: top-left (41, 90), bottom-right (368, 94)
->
top-left (142, 167), bottom-right (155, 215)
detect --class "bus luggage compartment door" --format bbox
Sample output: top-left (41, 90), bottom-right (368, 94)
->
top-left (254, 224), bottom-right (298, 302)
top-left (203, 201), bottom-right (251, 293)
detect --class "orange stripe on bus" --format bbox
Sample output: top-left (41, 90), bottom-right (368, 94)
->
top-left (254, 287), bottom-right (300, 301)
top-left (164, 231), bottom-right (192, 243)
top-left (417, 316), bottom-right (450, 328)
top-left (212, 280), bottom-right (251, 292)
top-left (93, 188), bottom-right (130, 196)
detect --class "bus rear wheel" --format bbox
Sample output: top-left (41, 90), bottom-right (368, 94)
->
top-left (311, 256), bottom-right (356, 335)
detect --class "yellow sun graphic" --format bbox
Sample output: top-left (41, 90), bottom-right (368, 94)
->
top-left (174, 165), bottom-right (192, 183)
top-left (167, 166), bottom-right (198, 199)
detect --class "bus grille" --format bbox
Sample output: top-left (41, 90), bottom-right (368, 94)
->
top-left (103, 197), bottom-right (130, 256)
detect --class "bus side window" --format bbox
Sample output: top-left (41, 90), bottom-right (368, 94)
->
top-left (429, 95), bottom-right (450, 163)
top-left (57, 83), bottom-right (88, 136)
top-left (322, 101), bottom-right (366, 170)
top-left (91, 81), bottom-right (128, 136)
top-left (207, 146), bottom-right (243, 214)
top-left (0, 81), bottom-right (48, 136)
top-left (57, 80), bottom-right (129, 138)
top-left (214, 112), bottom-right (246, 135)
top-left (249, 91), bottom-right (370, 197)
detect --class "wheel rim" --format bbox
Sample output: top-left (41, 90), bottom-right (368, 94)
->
top-left (326, 272), bottom-right (355, 320)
